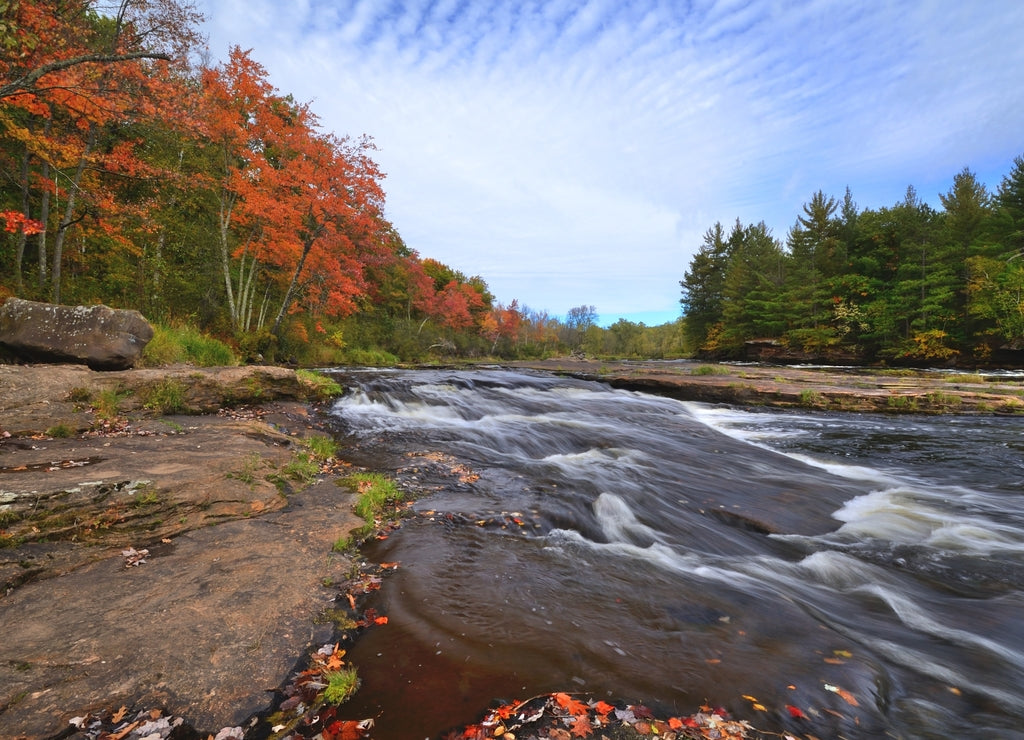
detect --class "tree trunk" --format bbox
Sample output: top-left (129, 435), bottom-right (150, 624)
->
top-left (51, 127), bottom-right (95, 304)
top-left (14, 146), bottom-right (30, 294)
top-left (218, 190), bottom-right (239, 327)
top-left (271, 232), bottom-right (317, 337)
top-left (36, 117), bottom-right (54, 291)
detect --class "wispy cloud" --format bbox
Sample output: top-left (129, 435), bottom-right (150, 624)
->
top-left (198, 0), bottom-right (1024, 324)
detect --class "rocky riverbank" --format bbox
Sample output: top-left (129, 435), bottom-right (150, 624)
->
top-left (4, 359), bottom-right (1022, 739)
top-left (505, 358), bottom-right (1024, 414)
top-left (0, 364), bottom-right (364, 738)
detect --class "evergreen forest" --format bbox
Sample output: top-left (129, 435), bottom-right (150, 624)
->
top-left (680, 158), bottom-right (1024, 365)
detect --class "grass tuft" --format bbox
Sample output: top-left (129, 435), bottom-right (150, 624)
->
top-left (142, 323), bottom-right (237, 367)
top-left (323, 666), bottom-right (360, 705)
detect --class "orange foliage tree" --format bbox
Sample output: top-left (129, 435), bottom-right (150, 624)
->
top-left (199, 47), bottom-right (394, 339)
top-left (0, 0), bottom-right (202, 301)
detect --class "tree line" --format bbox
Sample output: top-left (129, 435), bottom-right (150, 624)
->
top-left (1, 1), bottom-right (683, 363)
top-left (680, 157), bottom-right (1024, 364)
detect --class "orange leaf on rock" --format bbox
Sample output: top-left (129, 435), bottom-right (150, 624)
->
top-left (570, 714), bottom-right (594, 737)
top-left (592, 700), bottom-right (615, 716)
top-left (494, 701), bottom-right (523, 720)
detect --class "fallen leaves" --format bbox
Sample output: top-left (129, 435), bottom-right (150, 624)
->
top-left (120, 547), bottom-right (149, 567)
top-left (452, 693), bottom-right (757, 740)
top-left (404, 450), bottom-right (480, 483)
top-left (823, 683), bottom-right (859, 707)
top-left (269, 642), bottom-right (374, 738)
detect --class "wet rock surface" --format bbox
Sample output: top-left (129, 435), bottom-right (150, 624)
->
top-left (0, 364), bottom-right (361, 739)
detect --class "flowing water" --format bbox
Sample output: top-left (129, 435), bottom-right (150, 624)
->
top-left (321, 367), bottom-right (1024, 739)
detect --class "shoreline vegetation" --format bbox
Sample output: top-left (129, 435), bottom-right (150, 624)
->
top-left (2, 358), bottom-right (1023, 739)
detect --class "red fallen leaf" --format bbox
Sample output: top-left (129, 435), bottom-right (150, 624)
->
top-left (787, 704), bottom-right (807, 719)
top-left (592, 700), bottom-right (615, 716)
top-left (554, 692), bottom-right (589, 716)
top-left (631, 704), bottom-right (654, 719)
top-left (331, 719), bottom-right (373, 740)
top-left (373, 616), bottom-right (389, 625)
top-left (668, 717), bottom-right (684, 730)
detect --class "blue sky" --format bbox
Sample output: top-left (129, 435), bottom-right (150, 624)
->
top-left (196, 1), bottom-right (1024, 327)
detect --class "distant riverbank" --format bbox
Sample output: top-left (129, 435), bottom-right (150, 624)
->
top-left (502, 358), bottom-right (1024, 414)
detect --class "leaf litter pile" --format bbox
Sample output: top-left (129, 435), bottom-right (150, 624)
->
top-left (445, 693), bottom-right (765, 740)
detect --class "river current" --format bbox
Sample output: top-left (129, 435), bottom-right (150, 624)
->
top-left (321, 367), bottom-right (1024, 739)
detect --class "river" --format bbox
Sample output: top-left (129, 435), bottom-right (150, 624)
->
top-left (320, 367), bottom-right (1024, 739)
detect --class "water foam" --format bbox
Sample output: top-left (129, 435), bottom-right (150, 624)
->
top-left (832, 487), bottom-right (1024, 554)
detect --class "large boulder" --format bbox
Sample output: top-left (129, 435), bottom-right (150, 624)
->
top-left (0, 297), bottom-right (153, 370)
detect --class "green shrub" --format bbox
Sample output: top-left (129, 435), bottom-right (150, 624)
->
top-left (926, 391), bottom-right (961, 409)
top-left (46, 423), bottom-right (74, 438)
top-left (227, 452), bottom-right (263, 486)
top-left (343, 348), bottom-right (399, 367)
top-left (887, 395), bottom-right (919, 411)
top-left (303, 434), bottom-right (338, 461)
top-left (690, 365), bottom-right (730, 376)
top-left (141, 379), bottom-right (189, 414)
top-left (296, 369), bottom-right (343, 399)
top-left (282, 454), bottom-right (320, 485)
top-left (342, 472), bottom-right (404, 523)
top-left (946, 373), bottom-right (985, 384)
top-left (799, 389), bottom-right (825, 407)
top-left (66, 387), bottom-right (91, 403)
top-left (93, 388), bottom-right (129, 422)
top-left (143, 323), bottom-right (237, 367)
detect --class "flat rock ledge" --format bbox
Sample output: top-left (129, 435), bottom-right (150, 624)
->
top-left (505, 359), bottom-right (1024, 414)
top-left (0, 364), bottom-right (362, 739)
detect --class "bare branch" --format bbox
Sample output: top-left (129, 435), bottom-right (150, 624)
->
top-left (0, 50), bottom-right (171, 100)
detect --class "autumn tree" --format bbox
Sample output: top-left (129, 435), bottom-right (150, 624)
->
top-left (480, 299), bottom-right (522, 355)
top-left (0, 0), bottom-right (202, 302)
